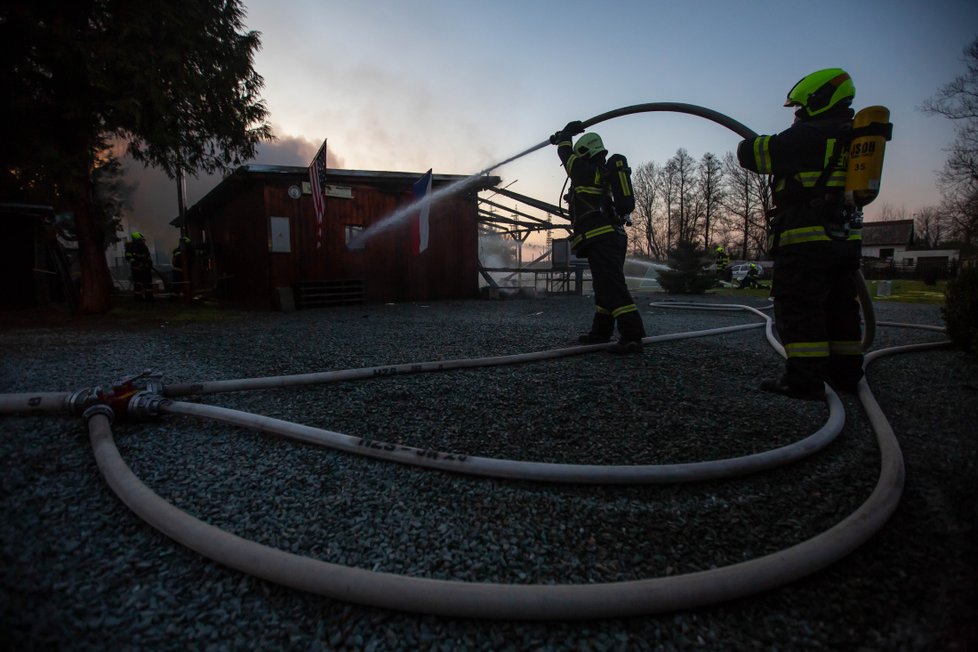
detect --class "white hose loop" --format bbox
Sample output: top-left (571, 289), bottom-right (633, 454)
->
top-left (84, 335), bottom-right (919, 620)
top-left (160, 392), bottom-right (844, 484)
top-left (1, 299), bottom-right (950, 619)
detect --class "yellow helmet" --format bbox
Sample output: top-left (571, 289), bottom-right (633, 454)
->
top-left (131, 232), bottom-right (144, 241)
top-left (573, 132), bottom-right (607, 159)
top-left (784, 68), bottom-right (855, 118)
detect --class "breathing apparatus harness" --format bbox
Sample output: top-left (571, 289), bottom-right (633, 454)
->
top-left (768, 107), bottom-right (892, 246)
top-left (559, 149), bottom-right (635, 228)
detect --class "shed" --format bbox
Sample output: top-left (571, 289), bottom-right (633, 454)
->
top-left (860, 219), bottom-right (915, 259)
top-left (177, 165), bottom-right (500, 310)
top-left (0, 203), bottom-right (77, 310)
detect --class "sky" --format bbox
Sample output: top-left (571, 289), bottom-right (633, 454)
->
top-left (123, 0), bottom-right (978, 252)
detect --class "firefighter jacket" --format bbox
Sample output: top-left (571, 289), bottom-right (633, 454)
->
top-left (715, 250), bottom-right (730, 271)
top-left (125, 240), bottom-right (152, 271)
top-left (556, 140), bottom-right (623, 253)
top-left (736, 106), bottom-right (860, 257)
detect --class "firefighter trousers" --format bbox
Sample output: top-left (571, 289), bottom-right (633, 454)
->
top-left (772, 247), bottom-right (863, 392)
top-left (582, 233), bottom-right (646, 342)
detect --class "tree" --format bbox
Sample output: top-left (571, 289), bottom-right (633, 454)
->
top-left (874, 202), bottom-right (912, 221)
top-left (669, 149), bottom-right (700, 245)
top-left (915, 206), bottom-right (947, 248)
top-left (721, 152), bottom-right (769, 259)
top-left (629, 161), bottom-right (665, 258)
top-left (57, 148), bottom-right (131, 250)
top-left (659, 158), bottom-right (679, 253)
top-left (921, 37), bottom-right (978, 249)
top-left (655, 240), bottom-right (716, 294)
top-left (0, 0), bottom-right (272, 313)
top-left (698, 152), bottom-right (724, 248)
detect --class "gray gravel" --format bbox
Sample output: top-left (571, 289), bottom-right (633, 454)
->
top-left (1, 292), bottom-right (975, 651)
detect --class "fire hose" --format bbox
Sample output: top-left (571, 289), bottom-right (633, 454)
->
top-left (1, 103), bottom-right (919, 619)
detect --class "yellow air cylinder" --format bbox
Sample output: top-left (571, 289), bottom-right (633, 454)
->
top-left (845, 106), bottom-right (891, 207)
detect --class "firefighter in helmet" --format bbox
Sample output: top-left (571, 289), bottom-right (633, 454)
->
top-left (171, 235), bottom-right (193, 293)
top-left (736, 68), bottom-right (863, 399)
top-left (739, 262), bottom-right (761, 289)
top-left (714, 246), bottom-right (730, 281)
top-left (550, 122), bottom-right (646, 353)
top-left (124, 232), bottom-right (154, 301)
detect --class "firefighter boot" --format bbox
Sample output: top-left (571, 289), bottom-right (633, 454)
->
top-left (760, 376), bottom-right (824, 401)
top-left (578, 311), bottom-right (614, 344)
top-left (607, 312), bottom-right (645, 354)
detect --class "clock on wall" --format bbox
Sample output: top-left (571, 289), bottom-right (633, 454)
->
top-left (287, 184), bottom-right (301, 200)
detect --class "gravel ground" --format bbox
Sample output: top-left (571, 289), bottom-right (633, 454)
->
top-left (1, 292), bottom-right (975, 651)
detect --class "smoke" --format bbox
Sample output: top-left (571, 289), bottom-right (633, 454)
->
top-left (118, 130), bottom-right (346, 248)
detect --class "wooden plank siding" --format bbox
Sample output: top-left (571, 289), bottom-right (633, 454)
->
top-left (182, 165), bottom-right (497, 309)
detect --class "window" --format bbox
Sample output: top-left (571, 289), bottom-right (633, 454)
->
top-left (879, 248), bottom-right (894, 260)
top-left (345, 224), bottom-right (364, 250)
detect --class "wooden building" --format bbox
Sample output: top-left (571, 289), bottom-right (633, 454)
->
top-left (0, 203), bottom-right (77, 310)
top-left (177, 165), bottom-right (500, 310)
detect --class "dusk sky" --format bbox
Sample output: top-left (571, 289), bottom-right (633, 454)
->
top-left (124, 0), bottom-right (978, 250)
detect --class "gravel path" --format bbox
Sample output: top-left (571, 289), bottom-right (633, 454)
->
top-left (1, 293), bottom-right (975, 651)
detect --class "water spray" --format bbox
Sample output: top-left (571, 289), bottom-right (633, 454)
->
top-left (350, 103), bottom-right (758, 249)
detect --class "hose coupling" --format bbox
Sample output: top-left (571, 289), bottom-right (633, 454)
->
top-left (127, 391), bottom-right (170, 420)
top-left (66, 387), bottom-right (102, 416)
top-left (82, 403), bottom-right (115, 425)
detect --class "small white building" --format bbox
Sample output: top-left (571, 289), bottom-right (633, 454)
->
top-left (861, 218), bottom-right (959, 278)
top-left (861, 219), bottom-right (916, 260)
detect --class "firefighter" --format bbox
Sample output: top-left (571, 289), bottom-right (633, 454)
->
top-left (124, 232), bottom-right (153, 301)
top-left (550, 122), bottom-right (646, 353)
top-left (737, 68), bottom-right (863, 399)
top-left (714, 246), bottom-right (730, 281)
top-left (171, 235), bottom-right (193, 293)
top-left (738, 262), bottom-right (760, 289)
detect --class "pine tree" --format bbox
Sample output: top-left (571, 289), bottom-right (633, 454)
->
top-left (0, 0), bottom-right (271, 313)
top-left (656, 240), bottom-right (716, 294)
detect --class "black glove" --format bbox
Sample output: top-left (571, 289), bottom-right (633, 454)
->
top-left (562, 120), bottom-right (584, 136)
top-left (549, 120), bottom-right (585, 145)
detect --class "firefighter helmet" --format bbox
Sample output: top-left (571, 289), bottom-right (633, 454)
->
top-left (573, 132), bottom-right (607, 159)
top-left (715, 246), bottom-right (725, 253)
top-left (131, 232), bottom-right (145, 241)
top-left (784, 68), bottom-right (855, 118)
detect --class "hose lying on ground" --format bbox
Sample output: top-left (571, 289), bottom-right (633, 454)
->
top-left (79, 311), bottom-right (950, 620)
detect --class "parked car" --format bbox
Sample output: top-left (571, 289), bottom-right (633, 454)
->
top-left (730, 263), bottom-right (761, 283)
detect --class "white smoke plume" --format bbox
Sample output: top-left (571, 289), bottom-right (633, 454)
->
top-left (118, 131), bottom-right (345, 249)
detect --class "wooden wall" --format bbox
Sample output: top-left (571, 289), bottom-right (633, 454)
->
top-left (196, 170), bottom-right (482, 309)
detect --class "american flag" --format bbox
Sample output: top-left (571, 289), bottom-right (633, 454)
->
top-left (308, 140), bottom-right (327, 248)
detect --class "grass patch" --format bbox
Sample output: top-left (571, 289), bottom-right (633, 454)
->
top-left (864, 279), bottom-right (947, 304)
top-left (709, 279), bottom-right (948, 304)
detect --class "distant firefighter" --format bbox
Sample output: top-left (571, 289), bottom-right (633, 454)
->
top-left (124, 232), bottom-right (153, 301)
top-left (171, 235), bottom-right (193, 293)
top-left (714, 246), bottom-right (730, 281)
top-left (739, 262), bottom-right (761, 289)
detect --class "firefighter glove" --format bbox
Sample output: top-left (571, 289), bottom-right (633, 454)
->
top-left (562, 120), bottom-right (584, 136)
